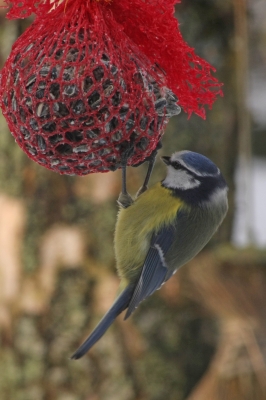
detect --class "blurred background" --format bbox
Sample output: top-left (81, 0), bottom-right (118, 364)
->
top-left (0, 0), bottom-right (266, 399)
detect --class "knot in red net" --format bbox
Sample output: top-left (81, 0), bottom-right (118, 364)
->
top-left (0, 1), bottom-right (181, 175)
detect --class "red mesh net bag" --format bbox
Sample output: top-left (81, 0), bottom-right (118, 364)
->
top-left (0, 0), bottom-right (222, 175)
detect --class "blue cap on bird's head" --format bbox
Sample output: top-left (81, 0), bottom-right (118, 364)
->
top-left (179, 151), bottom-right (219, 176)
top-left (167, 151), bottom-right (220, 177)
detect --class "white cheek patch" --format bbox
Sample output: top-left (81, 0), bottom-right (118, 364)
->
top-left (164, 167), bottom-right (200, 190)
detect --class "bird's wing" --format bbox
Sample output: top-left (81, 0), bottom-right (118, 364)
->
top-left (125, 224), bottom-right (176, 319)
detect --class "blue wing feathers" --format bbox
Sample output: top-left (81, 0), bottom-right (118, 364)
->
top-left (125, 225), bottom-right (176, 319)
top-left (71, 285), bottom-right (134, 359)
top-left (71, 223), bottom-right (177, 357)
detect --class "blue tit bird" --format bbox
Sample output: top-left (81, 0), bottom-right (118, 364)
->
top-left (71, 150), bottom-right (228, 359)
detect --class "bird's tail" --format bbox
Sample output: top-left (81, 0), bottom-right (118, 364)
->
top-left (71, 285), bottom-right (134, 360)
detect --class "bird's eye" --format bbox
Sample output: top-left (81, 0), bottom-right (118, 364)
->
top-left (172, 162), bottom-right (182, 170)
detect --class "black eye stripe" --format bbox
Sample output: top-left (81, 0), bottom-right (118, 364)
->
top-left (171, 161), bottom-right (183, 170)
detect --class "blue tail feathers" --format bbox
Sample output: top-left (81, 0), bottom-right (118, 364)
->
top-left (71, 285), bottom-right (134, 360)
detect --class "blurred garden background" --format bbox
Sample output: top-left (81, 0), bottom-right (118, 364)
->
top-left (1, 0), bottom-right (266, 399)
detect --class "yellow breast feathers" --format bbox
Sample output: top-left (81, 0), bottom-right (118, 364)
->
top-left (114, 183), bottom-right (186, 283)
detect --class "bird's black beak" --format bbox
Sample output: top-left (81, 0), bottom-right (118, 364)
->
top-left (161, 156), bottom-right (171, 165)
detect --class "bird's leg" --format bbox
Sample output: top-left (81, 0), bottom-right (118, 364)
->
top-left (135, 155), bottom-right (156, 198)
top-left (136, 140), bottom-right (162, 198)
top-left (117, 156), bottom-right (133, 209)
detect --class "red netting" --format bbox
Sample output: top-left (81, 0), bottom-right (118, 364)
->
top-left (0, 1), bottom-right (180, 175)
top-left (0, 0), bottom-right (222, 175)
top-left (4, 0), bottom-right (223, 118)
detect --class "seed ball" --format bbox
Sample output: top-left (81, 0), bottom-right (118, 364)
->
top-left (0, 26), bottom-right (181, 176)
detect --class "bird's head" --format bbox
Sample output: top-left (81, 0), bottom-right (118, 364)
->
top-left (161, 151), bottom-right (228, 205)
